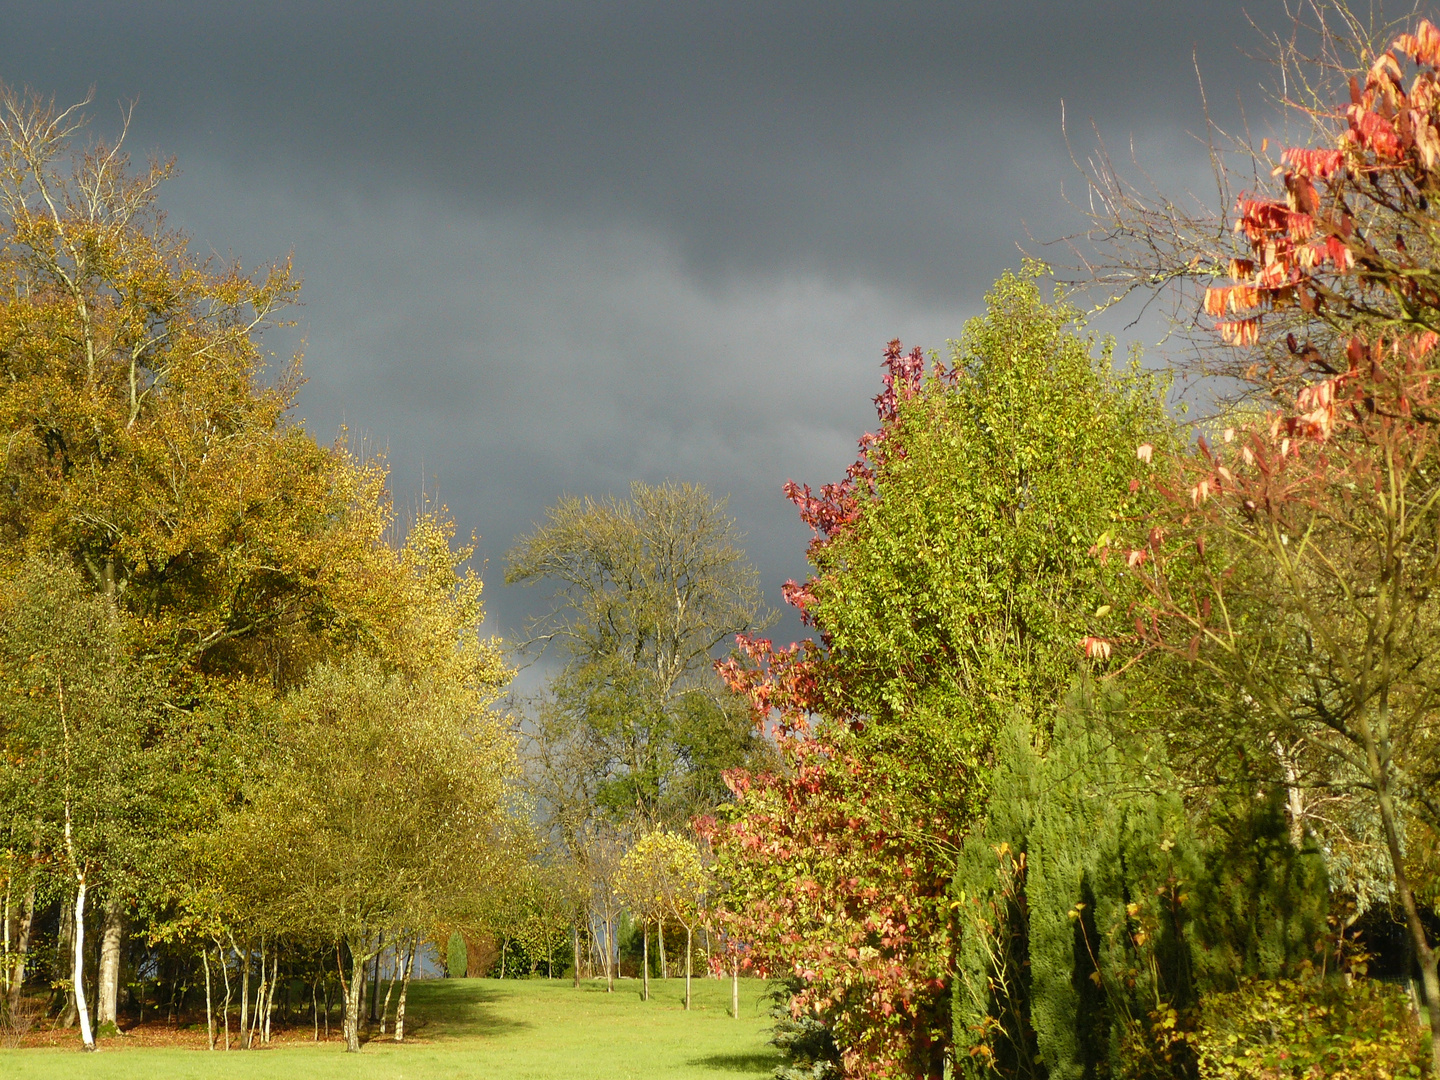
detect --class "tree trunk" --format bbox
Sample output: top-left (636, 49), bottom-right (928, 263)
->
top-left (220, 941), bottom-right (232, 1051)
top-left (369, 930), bottom-right (383, 1022)
top-left (238, 939), bottom-right (250, 1049)
top-left (657, 915), bottom-right (666, 978)
top-left (394, 936), bottom-right (415, 1043)
top-left (72, 877), bottom-right (95, 1049)
top-left (572, 923), bottom-right (581, 988)
top-left (1359, 703), bottom-right (1440, 1077)
top-left (642, 920), bottom-right (649, 1001)
top-left (258, 941), bottom-right (268, 1044)
top-left (500, 935), bottom-right (507, 979)
top-left (202, 946), bottom-right (215, 1050)
top-left (57, 888), bottom-right (76, 1027)
top-left (684, 925), bottom-right (692, 1011)
top-left (378, 943), bottom-right (396, 1036)
top-left (3, 872), bottom-right (10, 1000)
top-left (95, 897), bottom-right (124, 1031)
top-left (339, 939), bottom-right (366, 1053)
top-left (732, 955), bottom-right (739, 1019)
top-left (6, 872), bottom-right (34, 1012)
top-left (605, 916), bottom-right (614, 993)
top-left (270, 948), bottom-right (279, 1043)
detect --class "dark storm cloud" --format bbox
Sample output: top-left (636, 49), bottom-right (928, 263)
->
top-left (0, 1), bottom-right (1286, 648)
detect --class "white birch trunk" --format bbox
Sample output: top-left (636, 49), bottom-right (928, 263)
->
top-left (732, 954), bottom-right (739, 1019)
top-left (72, 878), bottom-right (94, 1049)
top-left (394, 936), bottom-right (415, 1043)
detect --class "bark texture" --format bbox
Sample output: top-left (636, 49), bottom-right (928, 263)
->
top-left (94, 898), bottom-right (123, 1028)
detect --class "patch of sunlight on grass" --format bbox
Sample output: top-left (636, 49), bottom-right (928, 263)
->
top-left (0, 976), bottom-right (782, 1080)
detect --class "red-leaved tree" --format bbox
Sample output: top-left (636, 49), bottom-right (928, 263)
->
top-left (705, 342), bottom-right (960, 1079)
top-left (1087, 14), bottom-right (1440, 1071)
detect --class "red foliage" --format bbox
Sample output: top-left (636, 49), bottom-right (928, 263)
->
top-left (781, 340), bottom-right (937, 560)
top-left (708, 340), bottom-right (960, 1078)
top-left (701, 744), bottom-right (957, 1079)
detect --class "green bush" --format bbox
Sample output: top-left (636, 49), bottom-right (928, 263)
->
top-left (767, 978), bottom-right (840, 1080)
top-left (1190, 976), bottom-right (1427, 1080)
top-left (447, 930), bottom-right (469, 978)
top-left (954, 684), bottom-right (1334, 1080)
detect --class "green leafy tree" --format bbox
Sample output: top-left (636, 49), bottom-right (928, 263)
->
top-left (715, 267), bottom-right (1175, 1077)
top-left (233, 657), bottom-right (513, 1052)
top-left (508, 481), bottom-right (773, 833)
top-left (0, 558), bottom-right (173, 1049)
top-left (0, 84), bottom-right (524, 1042)
top-left (617, 830), bottom-right (706, 1004)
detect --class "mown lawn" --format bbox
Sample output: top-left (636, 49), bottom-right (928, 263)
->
top-left (0, 976), bottom-right (782, 1080)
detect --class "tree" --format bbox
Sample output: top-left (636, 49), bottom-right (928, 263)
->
top-left (0, 84), bottom-right (525, 1041)
top-left (953, 685), bottom-right (1331, 1080)
top-left (516, 862), bottom-right (583, 979)
top-left (660, 834), bottom-right (706, 1012)
top-left (507, 481), bottom-right (773, 832)
top-left (234, 656), bottom-right (513, 1052)
top-left (767, 270), bottom-right (1171, 745)
top-left (0, 559), bottom-right (171, 1049)
top-left (615, 833), bottom-right (669, 1001)
top-left (705, 741), bottom-right (960, 1076)
top-left (1077, 12), bottom-right (1440, 1069)
top-left (713, 270), bottom-right (1174, 1077)
top-left (617, 830), bottom-right (705, 1005)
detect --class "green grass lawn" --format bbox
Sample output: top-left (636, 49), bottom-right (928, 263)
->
top-left (0, 976), bottom-right (783, 1080)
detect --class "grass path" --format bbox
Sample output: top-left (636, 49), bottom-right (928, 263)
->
top-left (0, 977), bottom-right (782, 1080)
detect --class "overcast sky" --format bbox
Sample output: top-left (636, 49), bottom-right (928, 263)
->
top-left (0, 1), bottom-right (1287, 654)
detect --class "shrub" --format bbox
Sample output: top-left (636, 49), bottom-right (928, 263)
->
top-left (1190, 976), bottom-right (1427, 1080)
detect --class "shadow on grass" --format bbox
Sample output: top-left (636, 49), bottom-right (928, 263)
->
top-left (688, 1051), bottom-right (781, 1075)
top-left (397, 980), bottom-right (532, 1041)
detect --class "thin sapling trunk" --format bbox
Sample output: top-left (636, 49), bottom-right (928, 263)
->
top-left (684, 924), bottom-right (692, 1011)
top-left (394, 935), bottom-right (416, 1043)
top-left (202, 946), bottom-right (214, 1050)
top-left (732, 954), bottom-right (739, 1019)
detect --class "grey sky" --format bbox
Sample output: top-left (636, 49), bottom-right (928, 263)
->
top-left (0, 1), bottom-right (1283, 651)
